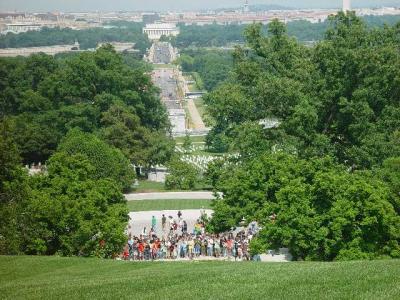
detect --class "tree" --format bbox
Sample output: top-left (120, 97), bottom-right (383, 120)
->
top-left (1, 46), bottom-right (172, 166)
top-left (165, 158), bottom-right (199, 190)
top-left (211, 152), bottom-right (400, 260)
top-left (0, 119), bottom-right (29, 254)
top-left (22, 151), bottom-right (128, 257)
top-left (182, 133), bottom-right (192, 153)
top-left (58, 129), bottom-right (135, 191)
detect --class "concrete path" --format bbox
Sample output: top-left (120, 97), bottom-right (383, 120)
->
top-left (125, 191), bottom-right (215, 201)
top-left (187, 98), bottom-right (206, 129)
top-left (127, 209), bottom-right (214, 236)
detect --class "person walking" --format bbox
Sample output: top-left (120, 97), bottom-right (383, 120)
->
top-left (151, 215), bottom-right (156, 232)
top-left (177, 210), bottom-right (182, 220)
top-left (182, 220), bottom-right (188, 234)
top-left (162, 214), bottom-right (166, 231)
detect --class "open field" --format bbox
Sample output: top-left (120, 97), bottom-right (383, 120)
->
top-left (127, 199), bottom-right (212, 211)
top-left (131, 180), bottom-right (168, 193)
top-left (1, 256), bottom-right (399, 300)
top-left (130, 181), bottom-right (211, 193)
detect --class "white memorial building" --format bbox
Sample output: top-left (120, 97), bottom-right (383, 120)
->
top-left (143, 23), bottom-right (180, 40)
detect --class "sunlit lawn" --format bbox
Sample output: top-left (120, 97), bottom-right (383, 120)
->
top-left (1, 256), bottom-right (399, 300)
top-left (127, 199), bottom-right (212, 211)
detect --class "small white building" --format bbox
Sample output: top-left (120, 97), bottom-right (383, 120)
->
top-left (169, 109), bottom-right (186, 135)
top-left (4, 23), bottom-right (41, 34)
top-left (147, 166), bottom-right (169, 183)
top-left (143, 23), bottom-right (180, 40)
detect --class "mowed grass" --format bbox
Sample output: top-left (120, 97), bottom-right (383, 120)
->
top-left (130, 180), bottom-right (211, 193)
top-left (127, 199), bottom-right (212, 211)
top-left (131, 180), bottom-right (168, 193)
top-left (1, 256), bottom-right (399, 300)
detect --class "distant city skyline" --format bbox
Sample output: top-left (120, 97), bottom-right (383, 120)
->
top-left (1, 0), bottom-right (399, 12)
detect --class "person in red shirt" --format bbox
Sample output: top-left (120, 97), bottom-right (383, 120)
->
top-left (123, 245), bottom-right (129, 260)
top-left (138, 241), bottom-right (144, 260)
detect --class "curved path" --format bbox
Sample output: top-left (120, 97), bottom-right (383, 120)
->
top-left (125, 191), bottom-right (215, 201)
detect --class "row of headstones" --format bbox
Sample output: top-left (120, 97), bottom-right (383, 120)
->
top-left (181, 155), bottom-right (217, 172)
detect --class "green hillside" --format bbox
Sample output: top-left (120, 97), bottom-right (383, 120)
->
top-left (1, 256), bottom-right (399, 300)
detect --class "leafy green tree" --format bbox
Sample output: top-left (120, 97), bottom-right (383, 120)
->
top-left (212, 152), bottom-right (400, 260)
top-left (165, 158), bottom-right (199, 190)
top-left (0, 119), bottom-right (29, 254)
top-left (58, 129), bottom-right (135, 191)
top-left (182, 133), bottom-right (192, 153)
top-left (1, 46), bottom-right (172, 167)
top-left (22, 152), bottom-right (128, 257)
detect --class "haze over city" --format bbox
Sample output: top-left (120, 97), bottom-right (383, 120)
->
top-left (1, 0), bottom-right (399, 12)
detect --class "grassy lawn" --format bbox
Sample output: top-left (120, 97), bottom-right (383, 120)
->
top-left (193, 97), bottom-right (206, 119)
top-left (131, 180), bottom-right (168, 193)
top-left (1, 256), bottom-right (399, 300)
top-left (130, 180), bottom-right (211, 193)
top-left (127, 199), bottom-right (212, 211)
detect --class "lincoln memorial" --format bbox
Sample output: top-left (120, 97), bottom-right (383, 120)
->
top-left (143, 23), bottom-right (180, 40)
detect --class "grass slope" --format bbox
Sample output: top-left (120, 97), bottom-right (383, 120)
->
top-left (1, 256), bottom-right (399, 300)
top-left (127, 199), bottom-right (212, 211)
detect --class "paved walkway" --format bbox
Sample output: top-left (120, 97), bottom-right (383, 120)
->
top-left (125, 191), bottom-right (215, 201)
top-left (187, 98), bottom-right (206, 129)
top-left (128, 209), bottom-right (214, 236)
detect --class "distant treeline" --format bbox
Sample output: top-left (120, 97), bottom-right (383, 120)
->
top-left (1, 15), bottom-right (399, 52)
top-left (0, 21), bottom-right (151, 55)
top-left (174, 15), bottom-right (400, 48)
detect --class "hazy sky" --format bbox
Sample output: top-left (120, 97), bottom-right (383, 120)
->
top-left (0, 0), bottom-right (399, 12)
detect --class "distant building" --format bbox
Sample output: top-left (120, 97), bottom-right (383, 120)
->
top-left (169, 109), bottom-right (186, 135)
top-left (143, 23), bottom-right (180, 40)
top-left (243, 0), bottom-right (250, 13)
top-left (142, 13), bottom-right (160, 24)
top-left (4, 23), bottom-right (42, 34)
top-left (343, 0), bottom-right (351, 11)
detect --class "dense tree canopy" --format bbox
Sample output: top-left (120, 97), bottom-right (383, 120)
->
top-left (0, 45), bottom-right (172, 257)
top-left (206, 13), bottom-right (400, 261)
top-left (205, 13), bottom-right (400, 168)
top-left (0, 120), bottom-right (30, 254)
top-left (23, 146), bottom-right (129, 257)
top-left (0, 45), bottom-right (173, 167)
top-left (210, 153), bottom-right (400, 261)
top-left (0, 22), bottom-right (151, 55)
top-left (175, 15), bottom-right (400, 48)
top-left (177, 49), bottom-right (233, 91)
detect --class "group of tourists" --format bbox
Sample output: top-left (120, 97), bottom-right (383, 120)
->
top-left (120, 211), bottom-right (260, 261)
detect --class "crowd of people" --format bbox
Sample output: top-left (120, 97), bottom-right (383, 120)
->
top-left (120, 211), bottom-right (260, 261)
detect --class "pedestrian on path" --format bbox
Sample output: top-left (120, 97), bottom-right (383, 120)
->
top-left (162, 214), bottom-right (166, 231)
top-left (152, 215), bottom-right (156, 232)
